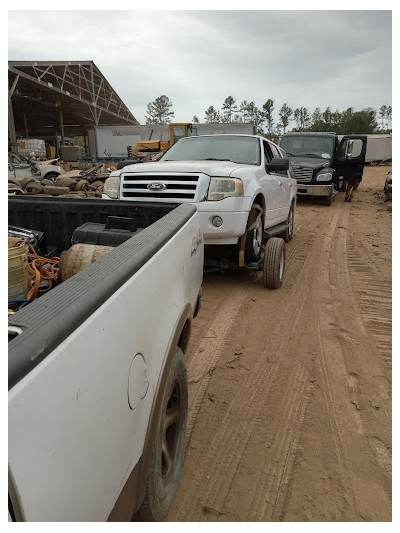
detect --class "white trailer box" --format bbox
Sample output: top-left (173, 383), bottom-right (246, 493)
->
top-left (364, 135), bottom-right (392, 164)
top-left (88, 123), bottom-right (256, 159)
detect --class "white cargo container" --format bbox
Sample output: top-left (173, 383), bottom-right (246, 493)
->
top-left (364, 135), bottom-right (392, 164)
top-left (87, 123), bottom-right (256, 160)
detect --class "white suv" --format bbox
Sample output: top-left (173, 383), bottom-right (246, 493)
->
top-left (104, 134), bottom-right (297, 262)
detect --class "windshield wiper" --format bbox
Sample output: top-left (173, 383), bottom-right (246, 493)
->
top-left (203, 157), bottom-right (231, 161)
top-left (300, 153), bottom-right (320, 158)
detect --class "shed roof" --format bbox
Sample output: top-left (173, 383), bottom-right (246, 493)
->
top-left (9, 60), bottom-right (139, 137)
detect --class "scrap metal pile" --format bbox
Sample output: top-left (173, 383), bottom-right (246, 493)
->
top-left (8, 163), bottom-right (113, 198)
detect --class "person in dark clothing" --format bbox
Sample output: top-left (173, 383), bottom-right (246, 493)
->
top-left (344, 177), bottom-right (361, 202)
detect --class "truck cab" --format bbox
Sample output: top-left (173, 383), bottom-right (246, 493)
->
top-left (279, 133), bottom-right (367, 205)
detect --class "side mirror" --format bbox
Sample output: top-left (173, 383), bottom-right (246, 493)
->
top-left (266, 157), bottom-right (289, 172)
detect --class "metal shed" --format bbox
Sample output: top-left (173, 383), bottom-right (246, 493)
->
top-left (8, 60), bottom-right (139, 155)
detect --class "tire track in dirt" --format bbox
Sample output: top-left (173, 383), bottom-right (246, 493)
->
top-left (250, 364), bottom-right (313, 522)
top-left (346, 244), bottom-right (392, 373)
top-left (333, 204), bottom-right (392, 419)
top-left (185, 286), bottom-right (249, 441)
top-left (184, 206), bottom-right (321, 445)
top-left (166, 168), bottom-right (391, 523)
top-left (169, 208), bottom-right (331, 521)
top-left (335, 206), bottom-right (392, 483)
top-left (314, 201), bottom-right (391, 518)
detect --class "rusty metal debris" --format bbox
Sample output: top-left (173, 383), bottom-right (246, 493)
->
top-left (8, 163), bottom-right (115, 198)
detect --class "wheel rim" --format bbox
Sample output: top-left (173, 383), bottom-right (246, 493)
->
top-left (161, 379), bottom-right (182, 479)
top-left (252, 217), bottom-right (263, 256)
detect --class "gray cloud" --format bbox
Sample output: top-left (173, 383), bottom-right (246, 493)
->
top-left (8, 10), bottom-right (392, 125)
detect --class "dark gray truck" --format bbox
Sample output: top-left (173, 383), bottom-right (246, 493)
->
top-left (280, 132), bottom-right (367, 205)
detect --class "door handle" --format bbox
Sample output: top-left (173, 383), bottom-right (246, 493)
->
top-left (279, 181), bottom-right (283, 186)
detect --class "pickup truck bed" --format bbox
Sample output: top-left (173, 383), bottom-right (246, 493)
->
top-left (8, 196), bottom-right (180, 254)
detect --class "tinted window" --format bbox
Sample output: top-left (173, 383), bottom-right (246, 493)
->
top-left (269, 142), bottom-right (281, 159)
top-left (263, 140), bottom-right (273, 163)
top-left (280, 135), bottom-right (335, 159)
top-left (161, 135), bottom-right (261, 165)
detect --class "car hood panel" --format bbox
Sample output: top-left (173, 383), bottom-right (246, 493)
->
top-left (121, 160), bottom-right (244, 177)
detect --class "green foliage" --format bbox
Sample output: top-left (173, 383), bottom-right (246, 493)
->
top-left (145, 95), bottom-right (175, 125)
top-left (278, 103), bottom-right (292, 134)
top-left (204, 106), bottom-right (221, 123)
top-left (262, 99), bottom-right (274, 135)
top-left (222, 96), bottom-right (237, 122)
top-left (293, 107), bottom-right (311, 131)
top-left (191, 97), bottom-right (391, 135)
top-left (239, 101), bottom-right (264, 133)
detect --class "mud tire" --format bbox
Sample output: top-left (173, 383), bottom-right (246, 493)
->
top-left (137, 347), bottom-right (188, 521)
top-left (43, 185), bottom-right (70, 196)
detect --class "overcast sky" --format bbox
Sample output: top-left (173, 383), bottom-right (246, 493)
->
top-left (7, 7), bottom-right (393, 126)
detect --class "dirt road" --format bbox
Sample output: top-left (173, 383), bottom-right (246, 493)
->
top-left (166, 165), bottom-right (392, 522)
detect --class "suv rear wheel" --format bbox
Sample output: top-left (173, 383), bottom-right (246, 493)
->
top-left (264, 237), bottom-right (285, 289)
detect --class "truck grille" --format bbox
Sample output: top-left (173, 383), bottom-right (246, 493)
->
top-left (120, 172), bottom-right (207, 202)
top-left (292, 165), bottom-right (313, 183)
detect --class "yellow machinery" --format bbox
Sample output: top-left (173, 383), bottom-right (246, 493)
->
top-left (127, 123), bottom-right (197, 160)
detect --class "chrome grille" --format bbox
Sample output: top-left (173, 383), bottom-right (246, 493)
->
top-left (292, 165), bottom-right (314, 183)
top-left (120, 172), bottom-right (207, 202)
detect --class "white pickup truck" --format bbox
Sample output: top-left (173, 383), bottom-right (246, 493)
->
top-left (103, 134), bottom-right (297, 272)
top-left (8, 196), bottom-right (203, 522)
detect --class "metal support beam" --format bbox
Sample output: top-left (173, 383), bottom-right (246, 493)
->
top-left (59, 110), bottom-right (65, 145)
top-left (23, 113), bottom-right (29, 138)
top-left (8, 92), bottom-right (17, 150)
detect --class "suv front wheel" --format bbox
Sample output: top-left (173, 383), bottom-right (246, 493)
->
top-left (244, 206), bottom-right (264, 262)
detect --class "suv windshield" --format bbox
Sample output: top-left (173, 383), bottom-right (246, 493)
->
top-left (280, 135), bottom-right (335, 159)
top-left (161, 135), bottom-right (261, 165)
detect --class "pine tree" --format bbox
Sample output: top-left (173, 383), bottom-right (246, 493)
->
top-left (262, 99), bottom-right (274, 136)
top-left (204, 106), bottom-right (221, 123)
top-left (145, 95), bottom-right (175, 124)
top-left (221, 96), bottom-right (237, 123)
top-left (278, 103), bottom-right (292, 133)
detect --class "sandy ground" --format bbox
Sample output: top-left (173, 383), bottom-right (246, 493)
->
top-left (166, 165), bottom-right (392, 522)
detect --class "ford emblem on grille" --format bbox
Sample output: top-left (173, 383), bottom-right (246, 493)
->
top-left (147, 182), bottom-right (167, 191)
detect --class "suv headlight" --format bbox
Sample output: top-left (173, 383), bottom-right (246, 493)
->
top-left (207, 177), bottom-right (243, 201)
top-left (316, 172), bottom-right (333, 182)
top-left (104, 175), bottom-right (121, 198)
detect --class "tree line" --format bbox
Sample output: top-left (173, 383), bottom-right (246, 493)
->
top-left (145, 95), bottom-right (392, 136)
